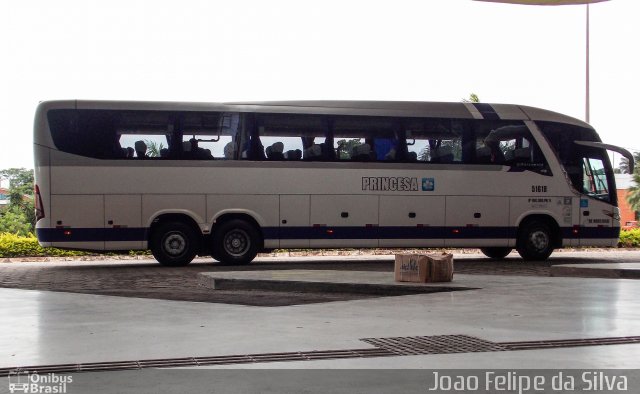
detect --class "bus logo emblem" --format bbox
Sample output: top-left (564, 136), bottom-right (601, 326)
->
top-left (422, 178), bottom-right (435, 191)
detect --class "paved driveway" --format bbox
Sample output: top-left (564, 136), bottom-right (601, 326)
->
top-left (1, 250), bottom-right (638, 305)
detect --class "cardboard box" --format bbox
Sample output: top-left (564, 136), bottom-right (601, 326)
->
top-left (394, 253), bottom-right (454, 283)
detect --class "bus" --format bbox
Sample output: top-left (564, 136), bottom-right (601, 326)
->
top-left (33, 100), bottom-right (633, 266)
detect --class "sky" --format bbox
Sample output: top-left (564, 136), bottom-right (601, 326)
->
top-left (1, 0), bottom-right (639, 170)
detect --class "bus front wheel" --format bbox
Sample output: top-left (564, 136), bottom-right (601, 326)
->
top-left (212, 219), bottom-right (260, 265)
top-left (480, 247), bottom-right (512, 260)
top-left (516, 220), bottom-right (554, 261)
top-left (150, 222), bottom-right (199, 266)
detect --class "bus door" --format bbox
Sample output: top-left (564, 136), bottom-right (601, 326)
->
top-left (575, 146), bottom-right (621, 247)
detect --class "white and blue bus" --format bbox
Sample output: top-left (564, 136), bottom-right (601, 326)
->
top-left (33, 100), bottom-right (633, 266)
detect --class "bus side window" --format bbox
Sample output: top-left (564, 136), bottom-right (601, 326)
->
top-left (118, 134), bottom-right (169, 159)
top-left (374, 138), bottom-right (398, 161)
top-left (224, 141), bottom-right (236, 159)
top-left (180, 112), bottom-right (240, 160)
top-left (253, 113), bottom-right (327, 161)
top-left (333, 116), bottom-right (395, 162)
top-left (335, 138), bottom-right (364, 160)
top-left (351, 143), bottom-right (373, 161)
top-left (474, 122), bottom-right (550, 174)
top-left (404, 118), bottom-right (463, 163)
top-left (266, 142), bottom-right (285, 160)
top-left (405, 138), bottom-right (428, 162)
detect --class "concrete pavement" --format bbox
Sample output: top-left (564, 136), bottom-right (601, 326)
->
top-left (1, 251), bottom-right (640, 393)
top-left (1, 267), bottom-right (640, 368)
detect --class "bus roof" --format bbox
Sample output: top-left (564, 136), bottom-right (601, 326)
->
top-left (38, 99), bottom-right (592, 129)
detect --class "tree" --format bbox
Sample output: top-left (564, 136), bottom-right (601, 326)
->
top-left (336, 139), bottom-right (362, 159)
top-left (0, 208), bottom-right (32, 235)
top-left (0, 168), bottom-right (33, 198)
top-left (145, 140), bottom-right (165, 158)
top-left (462, 93), bottom-right (480, 103)
top-left (627, 170), bottom-right (640, 213)
top-left (618, 152), bottom-right (640, 174)
top-left (0, 168), bottom-right (35, 235)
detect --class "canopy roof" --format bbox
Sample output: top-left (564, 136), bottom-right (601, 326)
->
top-left (474, 0), bottom-right (609, 5)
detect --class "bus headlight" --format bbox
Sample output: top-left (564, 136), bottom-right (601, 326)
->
top-left (605, 207), bottom-right (621, 221)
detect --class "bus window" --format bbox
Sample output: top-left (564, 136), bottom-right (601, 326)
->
top-left (263, 136), bottom-right (304, 160)
top-left (405, 119), bottom-right (462, 163)
top-left (181, 112), bottom-right (240, 160)
top-left (404, 137), bottom-right (427, 162)
top-left (548, 130), bottom-right (619, 204)
top-left (473, 122), bottom-right (549, 174)
top-left (119, 134), bottom-right (169, 158)
top-left (582, 157), bottom-right (610, 202)
top-left (333, 116), bottom-right (395, 162)
top-left (300, 136), bottom-right (327, 161)
top-left (373, 138), bottom-right (399, 161)
top-left (47, 109), bottom-right (179, 160)
top-left (335, 138), bottom-right (366, 161)
top-left (405, 137), bottom-right (461, 162)
top-left (254, 114), bottom-right (327, 161)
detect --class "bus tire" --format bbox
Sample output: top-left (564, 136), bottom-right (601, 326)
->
top-left (480, 247), bottom-right (512, 260)
top-left (516, 220), bottom-right (554, 261)
top-left (150, 222), bottom-right (199, 266)
top-left (212, 219), bottom-right (260, 265)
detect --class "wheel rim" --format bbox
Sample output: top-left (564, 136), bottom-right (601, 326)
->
top-left (223, 229), bottom-right (250, 257)
top-left (163, 232), bottom-right (187, 257)
top-left (529, 230), bottom-right (549, 252)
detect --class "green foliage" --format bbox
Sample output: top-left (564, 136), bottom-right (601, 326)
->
top-left (0, 233), bottom-right (153, 258)
top-left (145, 140), bottom-right (165, 158)
top-left (618, 152), bottom-right (640, 174)
top-left (0, 233), bottom-right (90, 257)
top-left (0, 208), bottom-right (33, 236)
top-left (627, 171), bottom-right (640, 212)
top-left (0, 168), bottom-right (34, 197)
top-left (1, 229), bottom-right (639, 258)
top-left (462, 93), bottom-right (480, 103)
top-left (0, 167), bottom-right (35, 235)
top-left (0, 199), bottom-right (36, 236)
top-left (336, 138), bottom-right (362, 159)
top-left (619, 228), bottom-right (640, 248)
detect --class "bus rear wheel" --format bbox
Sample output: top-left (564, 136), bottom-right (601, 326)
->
top-left (516, 220), bottom-right (554, 261)
top-left (212, 219), bottom-right (260, 265)
top-left (150, 222), bottom-right (199, 266)
top-left (480, 247), bottom-right (512, 260)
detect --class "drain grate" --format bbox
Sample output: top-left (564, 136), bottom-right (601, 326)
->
top-left (361, 334), bottom-right (508, 355)
top-left (2, 335), bottom-right (639, 377)
top-left (0, 348), bottom-right (394, 377)
top-left (499, 336), bottom-right (640, 351)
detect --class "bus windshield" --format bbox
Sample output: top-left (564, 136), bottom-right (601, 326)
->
top-left (582, 156), bottom-right (610, 201)
top-left (538, 122), bottom-right (616, 205)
